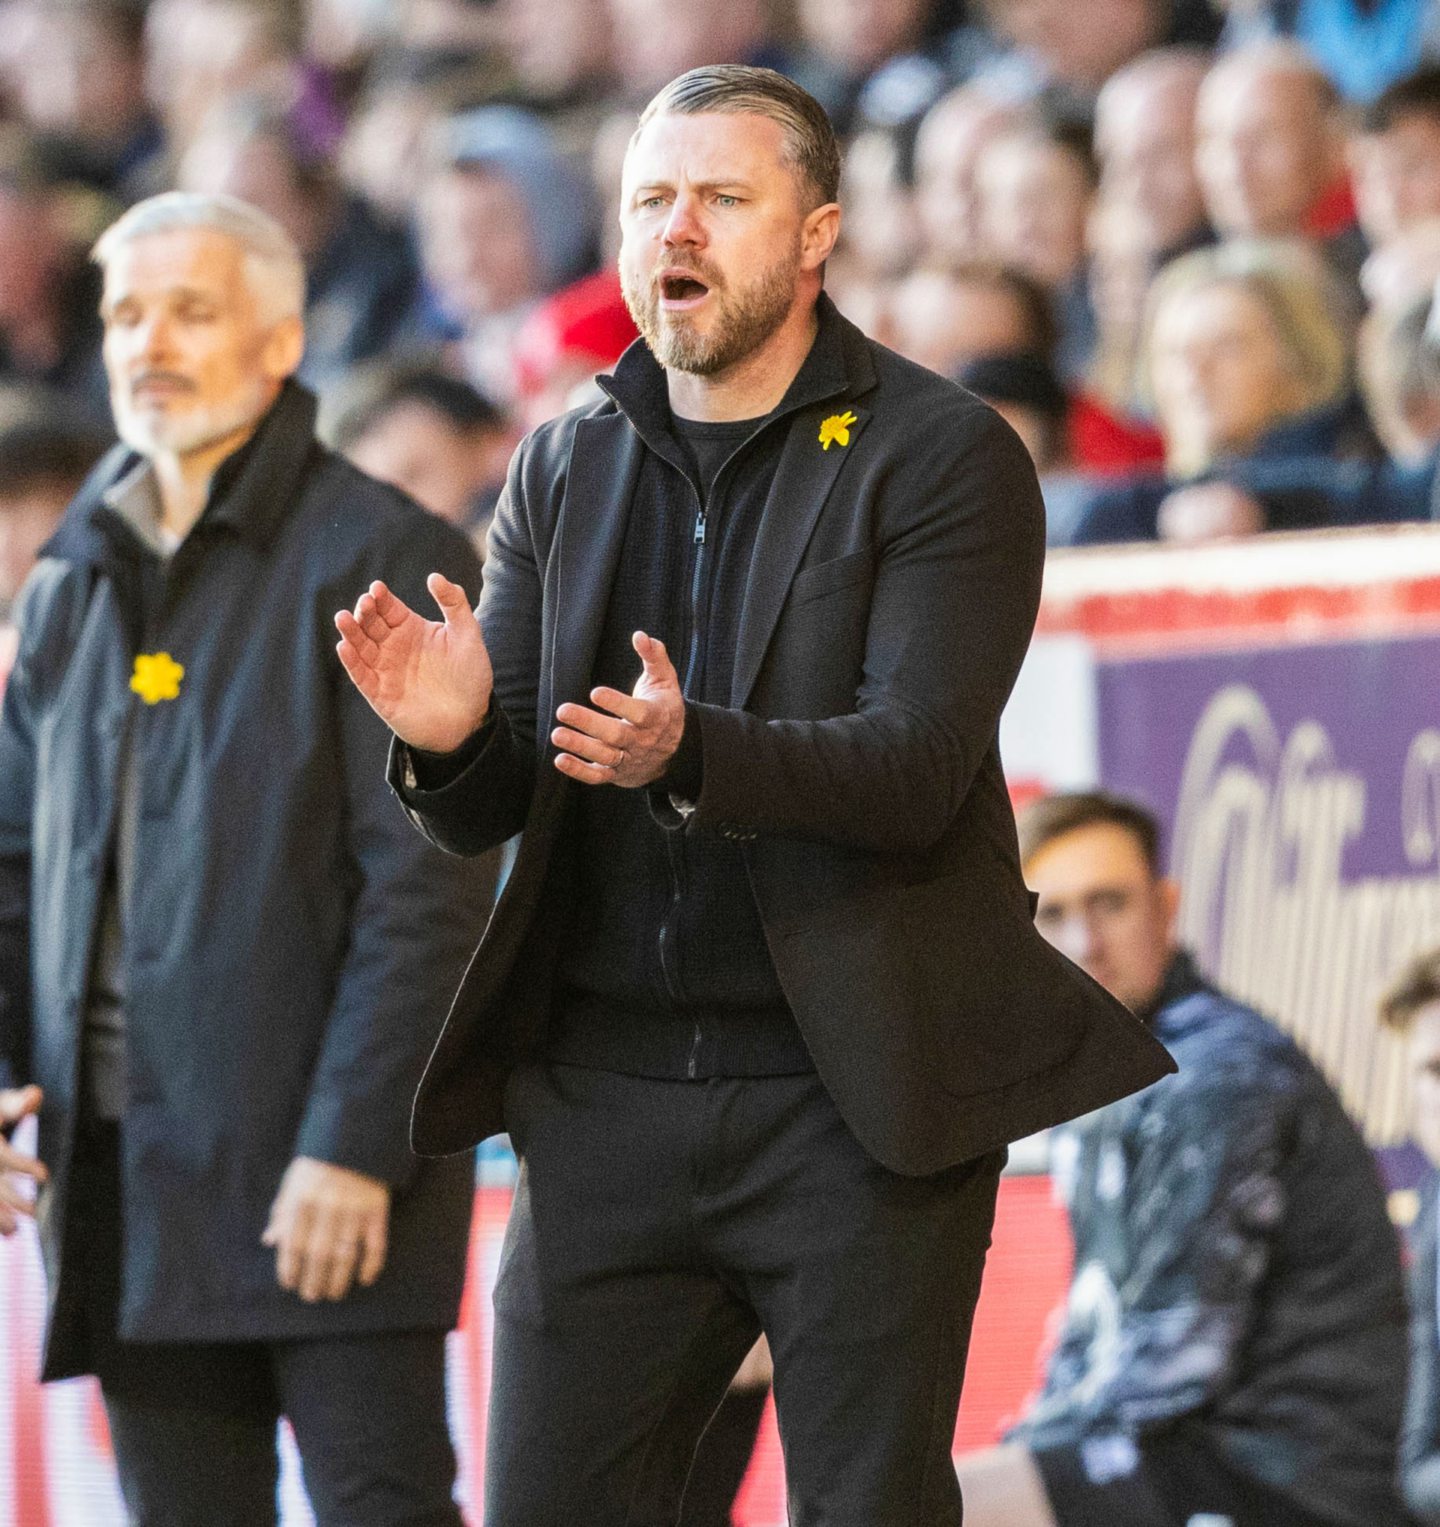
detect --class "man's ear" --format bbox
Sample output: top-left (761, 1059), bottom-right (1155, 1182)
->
top-left (801, 202), bottom-right (842, 272)
top-left (263, 314), bottom-right (306, 382)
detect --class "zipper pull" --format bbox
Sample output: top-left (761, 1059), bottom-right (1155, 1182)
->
top-left (693, 511), bottom-right (707, 545)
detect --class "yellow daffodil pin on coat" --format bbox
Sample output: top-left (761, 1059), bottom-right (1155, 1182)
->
top-left (130, 652), bottom-right (185, 704)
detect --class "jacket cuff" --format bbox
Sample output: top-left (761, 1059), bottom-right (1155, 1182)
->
top-left (648, 702), bottom-right (703, 831)
top-left (658, 701), bottom-right (703, 801)
top-left (388, 705), bottom-right (504, 804)
top-left (294, 1091), bottom-right (417, 1189)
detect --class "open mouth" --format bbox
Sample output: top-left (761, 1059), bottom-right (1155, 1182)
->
top-left (659, 273), bottom-right (711, 309)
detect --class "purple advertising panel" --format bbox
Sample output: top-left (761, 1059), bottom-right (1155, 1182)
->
top-left (1096, 632), bottom-right (1440, 1144)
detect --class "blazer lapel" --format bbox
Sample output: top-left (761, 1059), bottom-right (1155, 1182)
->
top-left (730, 401), bottom-right (871, 708)
top-left (541, 411), bottom-right (644, 735)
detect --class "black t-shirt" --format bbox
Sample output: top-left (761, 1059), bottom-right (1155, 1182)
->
top-left (671, 412), bottom-right (768, 501)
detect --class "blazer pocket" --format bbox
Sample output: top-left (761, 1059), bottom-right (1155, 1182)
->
top-left (788, 548), bottom-right (874, 609)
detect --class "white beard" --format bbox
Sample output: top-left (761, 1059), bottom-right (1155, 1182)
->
top-left (112, 383), bottom-right (272, 459)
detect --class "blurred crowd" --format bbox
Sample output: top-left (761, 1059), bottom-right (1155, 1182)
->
top-left (3, 0), bottom-right (1440, 633)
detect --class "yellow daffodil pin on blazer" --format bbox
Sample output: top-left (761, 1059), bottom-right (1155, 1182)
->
top-left (818, 410), bottom-right (857, 451)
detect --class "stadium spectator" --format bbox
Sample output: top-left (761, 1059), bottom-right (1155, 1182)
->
top-left (837, 126), bottom-right (923, 280)
top-left (1094, 48), bottom-right (1212, 260)
top-left (974, 121), bottom-right (1099, 378)
top-left (605, 0), bottom-right (784, 102)
top-left (0, 395), bottom-right (110, 690)
top-left (1351, 66), bottom-right (1440, 249)
top-left (489, 0), bottom-right (619, 160)
top-left (1218, 0), bottom-right (1440, 103)
top-left (0, 135), bottom-right (110, 420)
top-left (913, 83), bottom-right (1026, 267)
top-left (511, 270), bottom-right (640, 429)
top-left (956, 350), bottom-right (1094, 542)
top-left (958, 352), bottom-right (1071, 474)
top-left (0, 190), bottom-right (492, 1525)
top-left (410, 105), bottom-right (596, 403)
top-left (337, 54), bottom-right (493, 228)
top-left (957, 790), bottom-right (1409, 1527)
top-left (1362, 216), bottom-right (1440, 310)
top-left (143, 0), bottom-right (314, 157)
top-left (0, 400), bottom-right (109, 621)
top-left (1073, 197), bottom-right (1170, 475)
top-left (1361, 290), bottom-right (1440, 465)
top-left (787, 0), bottom-right (942, 133)
top-left (975, 0), bottom-right (1172, 122)
top-left (1070, 239), bottom-right (1366, 543)
top-left (887, 260), bottom-right (1058, 378)
top-left (327, 362), bottom-right (519, 543)
top-left (178, 96), bottom-right (420, 389)
top-left (1148, 239), bottom-right (1357, 475)
top-left (1196, 42), bottom-right (1364, 281)
top-left (1378, 948), bottom-right (1440, 1526)
top-left (0, 0), bottom-right (163, 201)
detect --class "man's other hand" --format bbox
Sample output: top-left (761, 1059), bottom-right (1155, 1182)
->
top-left (552, 631), bottom-right (686, 788)
top-left (334, 574), bottom-right (494, 754)
top-left (0, 1085), bottom-right (46, 1236)
top-left (262, 1156), bottom-right (391, 1304)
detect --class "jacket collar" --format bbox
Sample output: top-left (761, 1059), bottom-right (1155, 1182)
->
top-left (542, 294), bottom-right (879, 726)
top-left (596, 291), bottom-right (874, 447)
top-left (42, 379), bottom-right (319, 568)
top-left (1139, 948), bottom-right (1213, 1026)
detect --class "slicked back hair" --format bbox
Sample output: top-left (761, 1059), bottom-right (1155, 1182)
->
top-left (636, 65), bottom-right (842, 211)
top-left (1017, 790), bottom-right (1164, 876)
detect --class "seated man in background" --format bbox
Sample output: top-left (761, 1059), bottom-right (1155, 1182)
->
top-left (1378, 949), bottom-right (1440, 1526)
top-left (957, 791), bottom-right (1409, 1527)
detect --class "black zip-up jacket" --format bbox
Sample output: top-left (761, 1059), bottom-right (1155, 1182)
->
top-left (546, 335), bottom-right (826, 1078)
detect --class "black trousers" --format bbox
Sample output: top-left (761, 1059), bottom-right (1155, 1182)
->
top-left (66, 1120), bottom-right (463, 1527)
top-left (488, 1063), bottom-right (1005, 1527)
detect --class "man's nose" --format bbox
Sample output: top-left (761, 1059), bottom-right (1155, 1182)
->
top-left (661, 192), bottom-right (705, 248)
top-left (132, 314), bottom-right (177, 364)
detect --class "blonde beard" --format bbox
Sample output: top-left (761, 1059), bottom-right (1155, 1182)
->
top-left (623, 244), bottom-right (802, 377)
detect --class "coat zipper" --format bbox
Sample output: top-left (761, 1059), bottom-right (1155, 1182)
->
top-left (658, 481), bottom-right (710, 1071)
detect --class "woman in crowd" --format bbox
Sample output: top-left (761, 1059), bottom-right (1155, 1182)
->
top-left (1070, 237), bottom-right (1372, 542)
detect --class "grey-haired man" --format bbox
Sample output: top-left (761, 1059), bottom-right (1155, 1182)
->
top-left (0, 193), bottom-right (491, 1525)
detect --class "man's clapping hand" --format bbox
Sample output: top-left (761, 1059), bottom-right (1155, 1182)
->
top-left (334, 574), bottom-right (493, 754)
top-left (335, 576), bottom-right (685, 788)
top-left (262, 1157), bottom-right (391, 1304)
top-left (0, 1085), bottom-right (46, 1236)
top-left (551, 631), bottom-right (686, 789)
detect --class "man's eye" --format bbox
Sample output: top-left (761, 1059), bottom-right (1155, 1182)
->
top-left (716, 195), bottom-right (738, 207)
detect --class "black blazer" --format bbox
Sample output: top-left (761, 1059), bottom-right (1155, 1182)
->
top-left (393, 300), bottom-right (1173, 1175)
